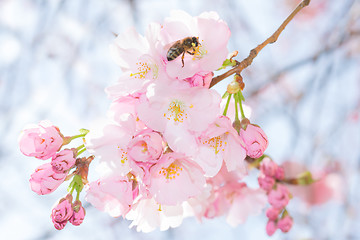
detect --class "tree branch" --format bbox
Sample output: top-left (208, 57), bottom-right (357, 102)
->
top-left (209, 0), bottom-right (311, 88)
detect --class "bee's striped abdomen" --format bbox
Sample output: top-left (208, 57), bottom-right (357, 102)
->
top-left (167, 47), bottom-right (184, 61)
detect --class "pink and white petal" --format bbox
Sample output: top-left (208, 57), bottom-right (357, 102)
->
top-left (197, 16), bottom-right (230, 53)
top-left (195, 146), bottom-right (223, 177)
top-left (163, 123), bottom-right (198, 156)
top-left (226, 188), bottom-right (267, 227)
top-left (186, 89), bottom-right (221, 132)
top-left (223, 135), bottom-right (247, 174)
top-left (110, 28), bottom-right (149, 70)
top-left (136, 95), bottom-right (167, 132)
top-left (106, 74), bottom-right (150, 98)
top-left (165, 58), bottom-right (201, 79)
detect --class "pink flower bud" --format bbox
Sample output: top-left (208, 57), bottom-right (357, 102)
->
top-left (29, 163), bottom-right (67, 195)
top-left (51, 196), bottom-right (73, 223)
top-left (51, 149), bottom-right (76, 173)
top-left (266, 207), bottom-right (280, 221)
top-left (19, 120), bottom-right (63, 160)
top-left (260, 157), bottom-right (278, 177)
top-left (258, 176), bottom-right (275, 192)
top-left (268, 185), bottom-right (290, 210)
top-left (239, 124), bottom-right (268, 159)
top-left (266, 220), bottom-right (277, 236)
top-left (51, 218), bottom-right (67, 230)
top-left (277, 215), bottom-right (293, 233)
top-left (69, 201), bottom-right (86, 226)
top-left (275, 166), bottom-right (285, 180)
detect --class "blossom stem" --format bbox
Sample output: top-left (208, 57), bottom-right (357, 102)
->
top-left (223, 93), bottom-right (232, 116)
top-left (76, 144), bottom-right (85, 151)
top-left (209, 0), bottom-right (311, 88)
top-left (77, 148), bottom-right (86, 156)
top-left (234, 94), bottom-right (239, 121)
top-left (70, 133), bottom-right (87, 141)
top-left (76, 189), bottom-right (80, 201)
top-left (237, 92), bottom-right (246, 119)
top-left (69, 184), bottom-right (75, 195)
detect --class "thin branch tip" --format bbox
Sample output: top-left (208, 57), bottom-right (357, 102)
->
top-left (209, 0), bottom-right (311, 89)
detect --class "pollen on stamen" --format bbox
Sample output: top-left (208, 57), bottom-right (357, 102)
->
top-left (130, 62), bottom-right (151, 79)
top-left (201, 136), bottom-right (227, 154)
top-left (192, 44), bottom-right (207, 60)
top-left (159, 162), bottom-right (183, 180)
top-left (164, 100), bottom-right (188, 123)
top-left (118, 148), bottom-right (128, 164)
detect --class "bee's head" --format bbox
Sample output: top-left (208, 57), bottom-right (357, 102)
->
top-left (191, 37), bottom-right (199, 47)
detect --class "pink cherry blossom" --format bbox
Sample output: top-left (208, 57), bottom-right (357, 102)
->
top-left (260, 157), bottom-right (278, 177)
top-left (51, 149), bottom-right (76, 173)
top-left (30, 163), bottom-right (67, 195)
top-left (69, 201), bottom-right (86, 226)
top-left (127, 129), bottom-right (164, 184)
top-left (277, 215), bottom-right (293, 233)
top-left (127, 129), bottom-right (163, 164)
top-left (136, 84), bottom-right (221, 156)
top-left (202, 186), bottom-right (231, 219)
top-left (266, 207), bottom-right (280, 221)
top-left (19, 120), bottom-right (63, 160)
top-left (226, 185), bottom-right (267, 226)
top-left (52, 196), bottom-right (73, 222)
top-left (268, 185), bottom-right (290, 210)
top-left (266, 220), bottom-right (277, 236)
top-left (197, 116), bottom-right (246, 176)
top-left (159, 10), bottom-right (230, 79)
top-left (148, 152), bottom-right (206, 205)
top-left (86, 175), bottom-right (137, 217)
top-left (239, 123), bottom-right (268, 158)
top-left (258, 176), bottom-right (275, 192)
top-left (85, 123), bottom-right (135, 175)
top-left (108, 24), bottom-right (165, 96)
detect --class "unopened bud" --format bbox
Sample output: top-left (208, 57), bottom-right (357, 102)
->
top-left (240, 118), bottom-right (250, 130)
top-left (227, 81), bottom-right (241, 94)
top-left (232, 119), bottom-right (241, 133)
top-left (234, 74), bottom-right (245, 90)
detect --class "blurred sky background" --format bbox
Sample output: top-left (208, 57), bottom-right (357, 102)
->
top-left (1, 0), bottom-right (360, 239)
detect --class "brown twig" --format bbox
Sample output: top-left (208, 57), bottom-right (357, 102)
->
top-left (209, 0), bottom-right (311, 88)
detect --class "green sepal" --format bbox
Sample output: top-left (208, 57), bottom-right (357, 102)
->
top-left (68, 174), bottom-right (84, 194)
top-left (217, 59), bottom-right (237, 70)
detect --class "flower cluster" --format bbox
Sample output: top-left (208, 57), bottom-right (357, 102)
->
top-left (82, 10), bottom-right (270, 232)
top-left (19, 10), bottom-right (320, 236)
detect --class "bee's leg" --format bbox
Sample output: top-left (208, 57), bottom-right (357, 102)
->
top-left (186, 50), bottom-right (195, 55)
top-left (181, 51), bottom-right (185, 68)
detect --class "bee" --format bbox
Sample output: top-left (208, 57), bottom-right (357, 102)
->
top-left (167, 37), bottom-right (200, 67)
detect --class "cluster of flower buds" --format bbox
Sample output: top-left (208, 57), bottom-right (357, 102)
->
top-left (19, 121), bottom-right (91, 229)
top-left (257, 157), bottom-right (293, 235)
top-left (51, 194), bottom-right (86, 230)
top-left (19, 10), bottom-right (317, 235)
